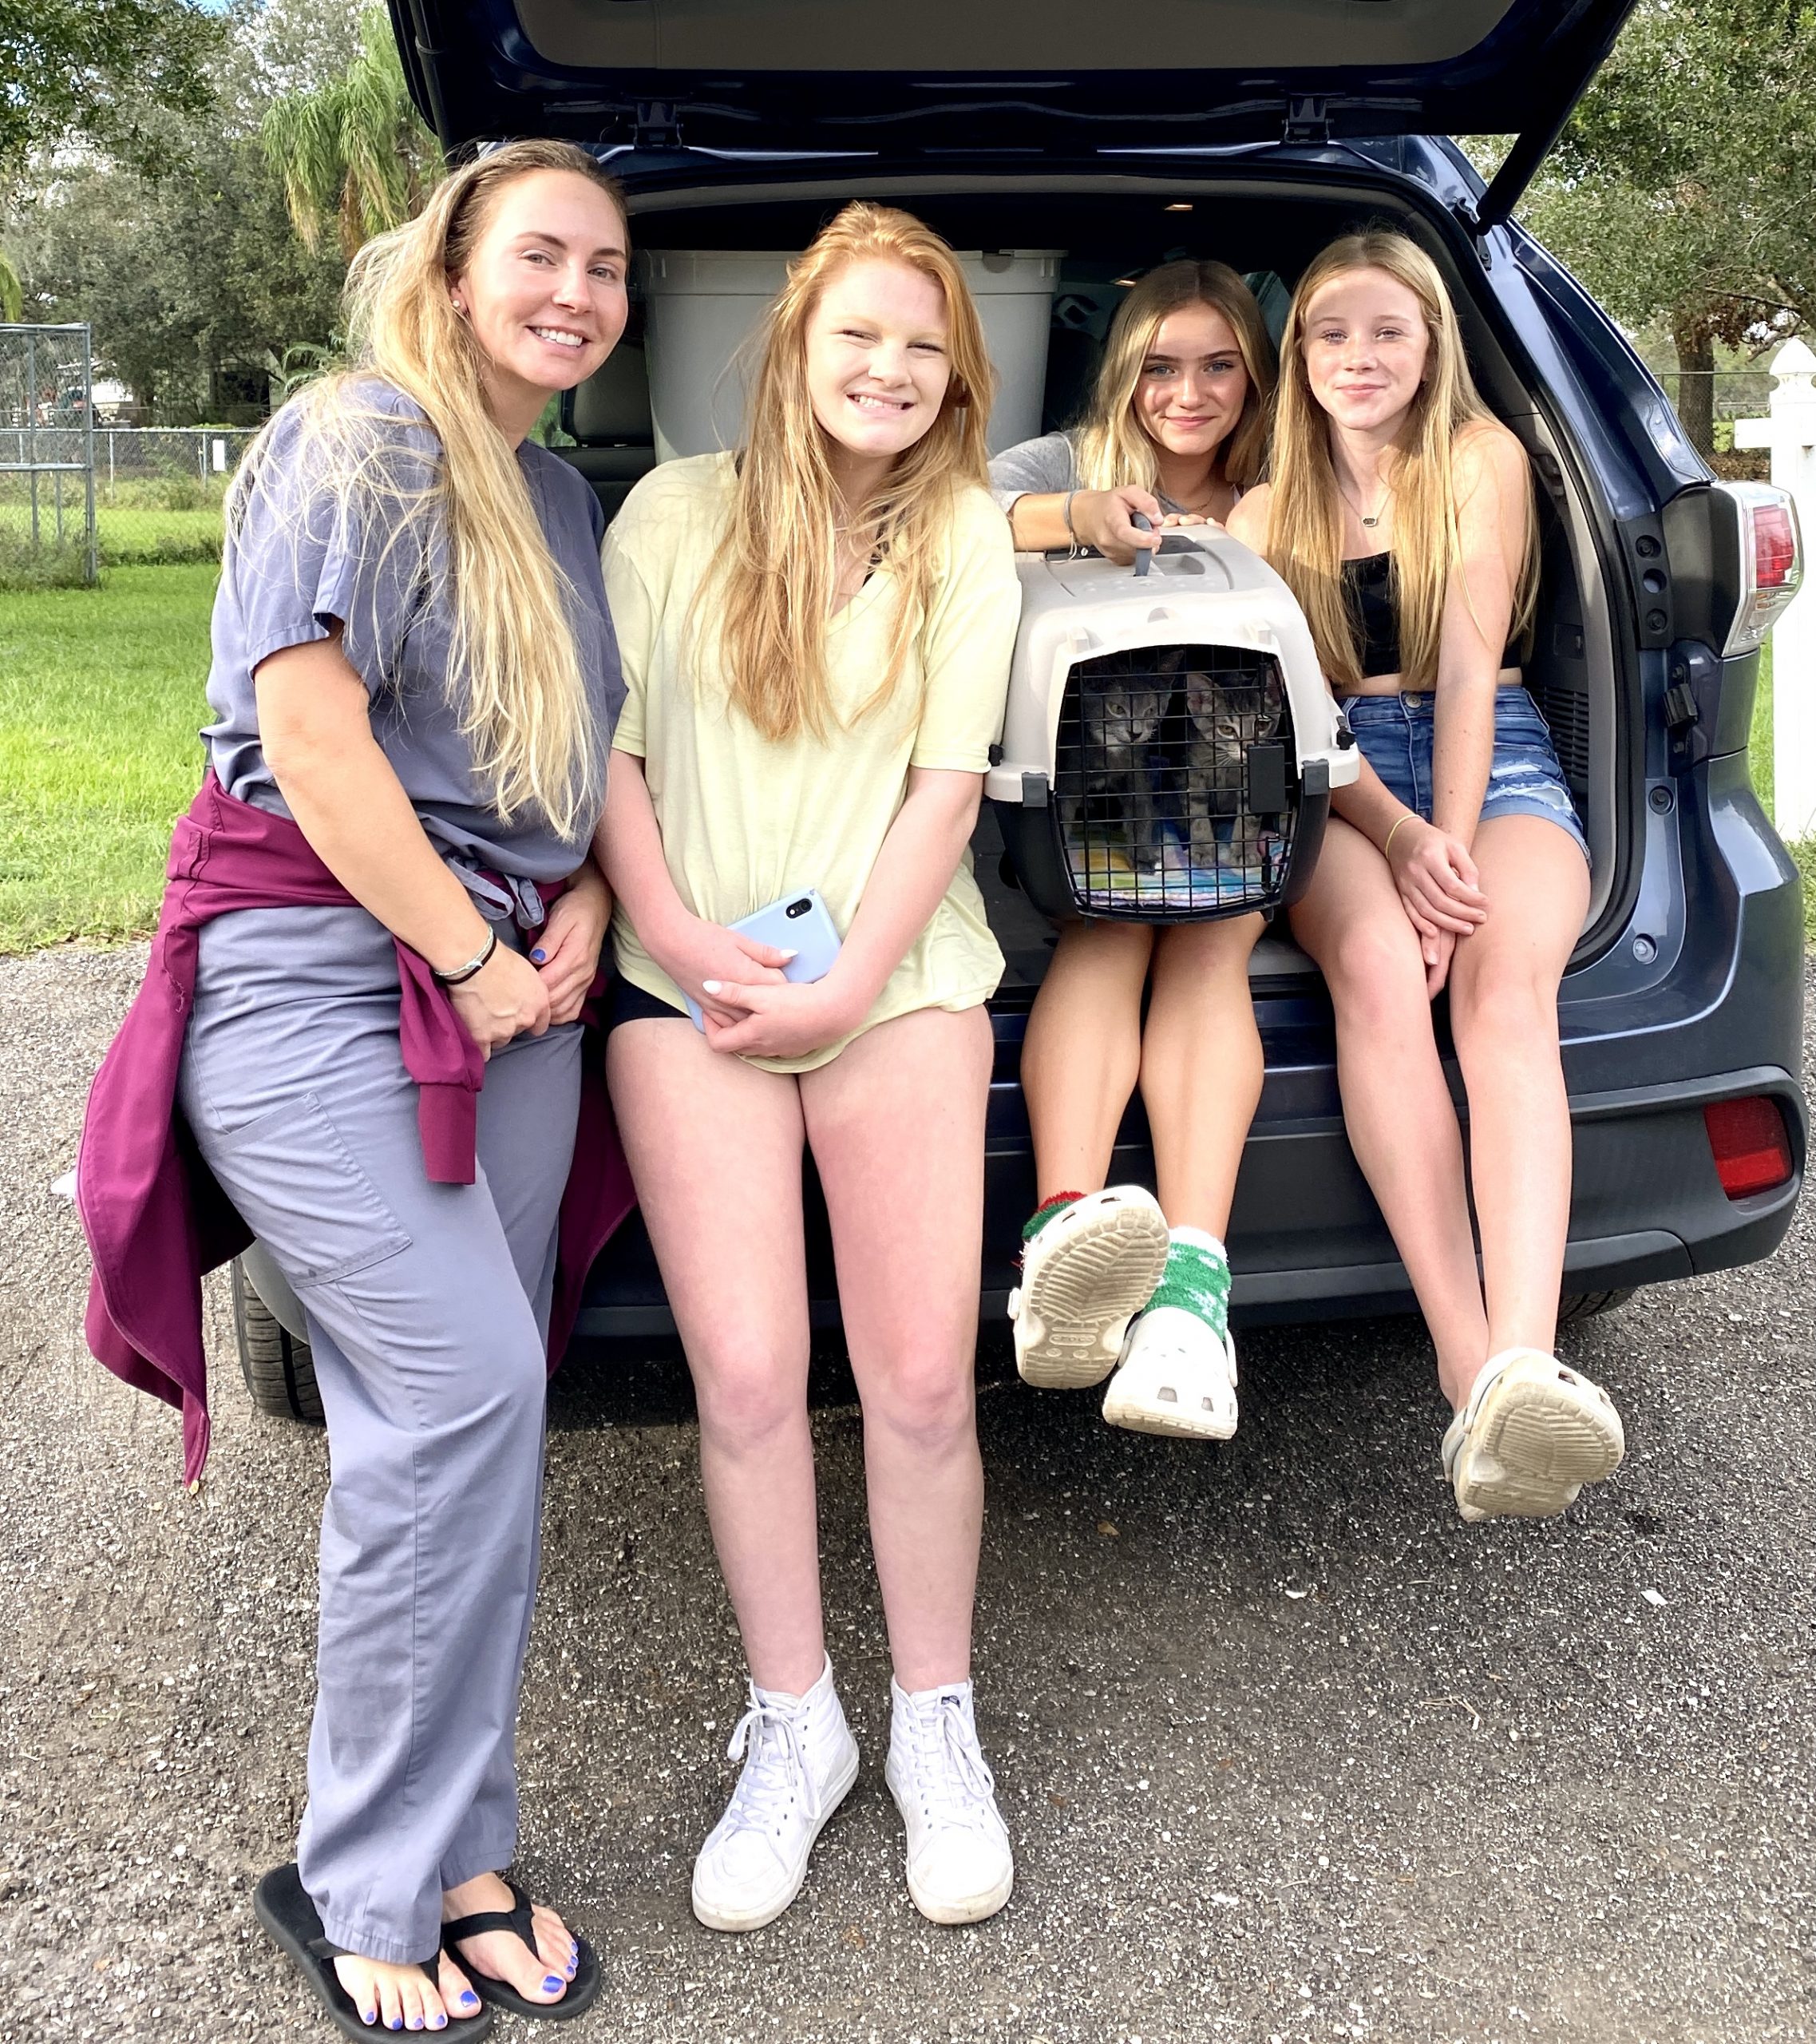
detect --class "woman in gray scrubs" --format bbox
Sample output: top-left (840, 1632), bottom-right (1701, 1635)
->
top-left (181, 141), bottom-right (627, 2034)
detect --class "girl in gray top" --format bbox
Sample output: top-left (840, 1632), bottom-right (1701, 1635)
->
top-left (990, 258), bottom-right (1272, 561)
top-left (992, 263), bottom-right (1283, 1444)
top-left (186, 140), bottom-right (627, 2035)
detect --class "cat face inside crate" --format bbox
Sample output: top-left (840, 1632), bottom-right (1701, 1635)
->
top-left (1055, 644), bottom-right (1290, 912)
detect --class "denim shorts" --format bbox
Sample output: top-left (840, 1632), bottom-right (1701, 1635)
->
top-left (1337, 687), bottom-right (1591, 865)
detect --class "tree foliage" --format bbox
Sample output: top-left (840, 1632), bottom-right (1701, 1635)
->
top-left (13, 132), bottom-right (347, 421)
top-left (262, 7), bottom-right (439, 257)
top-left (0, 0), bottom-right (221, 190)
top-left (1521, 0), bottom-right (1816, 451)
top-left (3, 0), bottom-right (372, 420)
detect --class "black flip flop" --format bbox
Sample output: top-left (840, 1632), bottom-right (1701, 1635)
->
top-left (441, 1876), bottom-right (603, 2021)
top-left (255, 1863), bottom-right (496, 2041)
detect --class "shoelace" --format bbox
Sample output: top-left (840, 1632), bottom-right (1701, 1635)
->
top-left (720, 1690), bottom-right (823, 1840)
top-left (899, 1695), bottom-right (998, 1831)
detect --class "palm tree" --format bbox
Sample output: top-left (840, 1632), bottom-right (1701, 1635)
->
top-left (261, 6), bottom-right (437, 258)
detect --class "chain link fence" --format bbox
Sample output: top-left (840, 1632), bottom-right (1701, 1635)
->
top-left (0, 320), bottom-right (262, 587)
top-left (1, 323), bottom-right (97, 588)
top-left (90, 427), bottom-right (258, 570)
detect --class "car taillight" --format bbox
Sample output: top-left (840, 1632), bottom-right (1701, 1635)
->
top-left (1755, 501), bottom-right (1798, 586)
top-left (1703, 1095), bottom-right (1794, 1198)
top-left (1719, 481), bottom-right (1804, 655)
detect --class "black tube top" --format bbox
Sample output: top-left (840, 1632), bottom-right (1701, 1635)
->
top-left (1341, 551), bottom-right (1521, 678)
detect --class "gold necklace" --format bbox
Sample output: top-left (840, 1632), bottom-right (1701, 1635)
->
top-left (1166, 478), bottom-right (1225, 517)
top-left (1337, 475), bottom-right (1392, 530)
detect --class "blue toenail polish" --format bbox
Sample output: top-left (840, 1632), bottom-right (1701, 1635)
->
top-left (544, 1976), bottom-right (564, 1992)
top-left (408, 2020), bottom-right (423, 2032)
top-left (458, 1993), bottom-right (478, 2010)
top-left (362, 2014), bottom-right (377, 2027)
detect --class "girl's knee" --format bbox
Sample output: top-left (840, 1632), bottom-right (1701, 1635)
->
top-left (1322, 920), bottom-right (1430, 1033)
top-left (1158, 913), bottom-right (1263, 971)
top-left (862, 1353), bottom-right (975, 1452)
top-left (1450, 964), bottom-right (1560, 1060)
top-left (692, 1346), bottom-right (809, 1450)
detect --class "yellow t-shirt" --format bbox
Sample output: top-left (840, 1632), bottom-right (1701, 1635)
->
top-left (603, 452), bottom-right (1021, 1074)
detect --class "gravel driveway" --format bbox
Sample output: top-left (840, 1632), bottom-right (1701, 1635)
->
top-left (2, 947), bottom-right (1810, 2044)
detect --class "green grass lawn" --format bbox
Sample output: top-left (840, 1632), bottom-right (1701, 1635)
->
top-left (1747, 642), bottom-right (1816, 939)
top-left (0, 564), bottom-right (214, 951)
top-left (0, 501), bottom-right (224, 569)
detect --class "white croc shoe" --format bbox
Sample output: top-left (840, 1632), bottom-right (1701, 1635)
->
top-left (690, 1656), bottom-right (860, 1932)
top-left (1007, 1187), bottom-right (1171, 1390)
top-left (884, 1679), bottom-right (1014, 1926)
top-left (1442, 1348), bottom-right (1625, 1522)
top-left (1101, 1306), bottom-right (1239, 1440)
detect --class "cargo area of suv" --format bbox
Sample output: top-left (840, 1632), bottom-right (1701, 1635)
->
top-left (219, 0), bottom-right (1806, 1387)
top-left (535, 160), bottom-right (1668, 1331)
top-left (559, 176), bottom-right (1632, 944)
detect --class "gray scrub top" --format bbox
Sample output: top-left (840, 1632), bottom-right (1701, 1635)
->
top-left (204, 379), bottom-right (623, 884)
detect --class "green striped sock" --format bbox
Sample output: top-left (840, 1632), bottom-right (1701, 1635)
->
top-left (1147, 1232), bottom-right (1231, 1341)
top-left (1022, 1191), bottom-right (1085, 1244)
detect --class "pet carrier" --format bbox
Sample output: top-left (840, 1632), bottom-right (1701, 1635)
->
top-left (987, 529), bottom-right (1359, 922)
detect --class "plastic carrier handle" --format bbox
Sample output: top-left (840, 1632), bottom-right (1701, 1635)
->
top-left (1130, 511), bottom-right (1153, 577)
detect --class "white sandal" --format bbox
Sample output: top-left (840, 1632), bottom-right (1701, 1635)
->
top-left (1442, 1348), bottom-right (1625, 1522)
top-left (1007, 1188), bottom-right (1171, 1389)
top-left (1101, 1306), bottom-right (1239, 1440)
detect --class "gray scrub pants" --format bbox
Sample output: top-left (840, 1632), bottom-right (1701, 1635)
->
top-left (177, 905), bottom-right (580, 1964)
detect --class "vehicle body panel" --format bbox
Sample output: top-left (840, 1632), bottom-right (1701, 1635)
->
top-left (389, 0), bottom-right (1638, 180)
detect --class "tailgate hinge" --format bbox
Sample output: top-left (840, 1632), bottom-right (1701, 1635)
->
top-left (634, 99), bottom-right (682, 149)
top-left (1282, 95), bottom-right (1331, 146)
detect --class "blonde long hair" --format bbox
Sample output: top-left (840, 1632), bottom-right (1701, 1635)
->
top-left (1074, 259), bottom-right (1275, 493)
top-left (234, 139), bottom-right (626, 841)
top-left (1264, 230), bottom-right (1537, 691)
top-left (707, 203), bottom-right (995, 744)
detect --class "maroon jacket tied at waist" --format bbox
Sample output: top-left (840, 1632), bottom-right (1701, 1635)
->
top-left (75, 770), bottom-right (637, 1487)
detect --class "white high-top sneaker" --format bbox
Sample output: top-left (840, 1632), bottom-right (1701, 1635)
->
top-left (690, 1656), bottom-right (860, 1932)
top-left (884, 1678), bottom-right (1014, 1925)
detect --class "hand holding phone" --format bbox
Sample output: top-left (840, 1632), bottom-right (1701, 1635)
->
top-left (645, 917), bottom-right (790, 1030)
top-left (682, 889), bottom-right (844, 1031)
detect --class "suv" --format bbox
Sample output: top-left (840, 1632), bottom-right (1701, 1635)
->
top-left (234, 0), bottom-right (1806, 1418)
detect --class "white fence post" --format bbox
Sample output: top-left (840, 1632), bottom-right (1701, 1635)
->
top-left (1735, 337), bottom-right (1816, 841)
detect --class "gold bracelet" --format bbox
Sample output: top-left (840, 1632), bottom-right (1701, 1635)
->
top-left (1383, 812), bottom-right (1418, 860)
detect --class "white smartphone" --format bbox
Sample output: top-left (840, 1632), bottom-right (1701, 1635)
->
top-left (683, 888), bottom-right (845, 1031)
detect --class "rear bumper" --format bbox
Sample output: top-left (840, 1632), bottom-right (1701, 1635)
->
top-left (1137, 1061), bottom-right (1804, 1328)
top-left (573, 1041), bottom-right (1806, 1339)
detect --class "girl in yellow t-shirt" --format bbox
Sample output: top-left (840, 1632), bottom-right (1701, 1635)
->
top-left (596, 204), bottom-right (1020, 1935)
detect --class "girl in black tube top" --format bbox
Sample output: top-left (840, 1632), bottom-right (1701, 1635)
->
top-left (1228, 229), bottom-right (1623, 1524)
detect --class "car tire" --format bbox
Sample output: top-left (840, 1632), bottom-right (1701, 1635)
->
top-left (1557, 1287), bottom-right (1637, 1324)
top-left (231, 1256), bottom-right (324, 1425)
